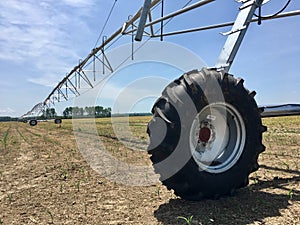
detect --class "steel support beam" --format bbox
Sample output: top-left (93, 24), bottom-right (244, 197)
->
top-left (135, 0), bottom-right (152, 41)
top-left (215, 0), bottom-right (264, 72)
top-left (260, 104), bottom-right (300, 118)
top-left (23, 0), bottom-right (300, 117)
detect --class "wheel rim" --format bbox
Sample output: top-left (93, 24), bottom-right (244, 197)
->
top-left (189, 102), bottom-right (246, 173)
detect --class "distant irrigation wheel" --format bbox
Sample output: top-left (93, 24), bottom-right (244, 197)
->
top-left (147, 68), bottom-right (267, 200)
top-left (29, 119), bottom-right (38, 126)
top-left (54, 118), bottom-right (62, 124)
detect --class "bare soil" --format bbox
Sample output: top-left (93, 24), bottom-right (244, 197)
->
top-left (0, 116), bottom-right (299, 224)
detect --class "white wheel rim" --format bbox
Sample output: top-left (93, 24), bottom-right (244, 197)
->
top-left (189, 103), bottom-right (246, 173)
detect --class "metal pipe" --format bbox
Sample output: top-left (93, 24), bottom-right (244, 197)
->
top-left (260, 104), bottom-right (300, 118)
top-left (145, 0), bottom-right (215, 29)
top-left (152, 21), bottom-right (234, 37)
top-left (151, 9), bottom-right (300, 37)
top-left (252, 9), bottom-right (300, 22)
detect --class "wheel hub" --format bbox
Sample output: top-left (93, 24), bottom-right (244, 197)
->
top-left (189, 103), bottom-right (246, 173)
top-left (198, 127), bottom-right (211, 143)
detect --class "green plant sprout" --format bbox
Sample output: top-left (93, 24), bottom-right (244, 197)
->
top-left (289, 188), bottom-right (294, 200)
top-left (47, 210), bottom-right (54, 224)
top-left (177, 215), bottom-right (193, 225)
top-left (75, 180), bottom-right (81, 192)
top-left (157, 186), bottom-right (161, 197)
top-left (1, 128), bottom-right (10, 149)
top-left (7, 193), bottom-right (13, 203)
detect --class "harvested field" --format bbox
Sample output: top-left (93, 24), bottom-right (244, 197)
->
top-left (0, 116), bottom-right (299, 224)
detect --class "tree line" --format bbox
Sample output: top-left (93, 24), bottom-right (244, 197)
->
top-left (38, 106), bottom-right (111, 119)
top-left (62, 106), bottom-right (111, 118)
top-left (49, 106), bottom-right (150, 118)
top-left (1, 105), bottom-right (151, 122)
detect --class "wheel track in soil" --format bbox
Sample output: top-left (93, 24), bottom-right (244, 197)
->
top-left (18, 123), bottom-right (76, 151)
top-left (0, 122), bottom-right (79, 199)
top-left (0, 122), bottom-right (162, 225)
top-left (0, 122), bottom-right (93, 224)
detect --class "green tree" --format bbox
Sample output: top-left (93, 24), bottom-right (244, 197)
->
top-left (103, 107), bottom-right (111, 117)
top-left (85, 106), bottom-right (95, 116)
top-left (44, 108), bottom-right (57, 118)
top-left (50, 108), bottom-right (56, 118)
top-left (72, 107), bottom-right (84, 117)
top-left (95, 106), bottom-right (104, 117)
top-left (63, 107), bottom-right (73, 118)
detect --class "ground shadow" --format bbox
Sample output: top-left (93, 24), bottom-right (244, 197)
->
top-left (154, 174), bottom-right (300, 225)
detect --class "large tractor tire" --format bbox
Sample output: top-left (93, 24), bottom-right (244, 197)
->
top-left (29, 119), bottom-right (38, 126)
top-left (147, 68), bottom-right (266, 200)
top-left (54, 118), bottom-right (62, 124)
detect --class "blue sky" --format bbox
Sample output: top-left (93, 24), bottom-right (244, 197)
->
top-left (1, 0), bottom-right (300, 117)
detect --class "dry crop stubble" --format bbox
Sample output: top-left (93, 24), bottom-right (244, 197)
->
top-left (0, 116), bottom-right (298, 224)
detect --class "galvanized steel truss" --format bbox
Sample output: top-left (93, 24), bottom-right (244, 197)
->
top-left (22, 0), bottom-right (300, 117)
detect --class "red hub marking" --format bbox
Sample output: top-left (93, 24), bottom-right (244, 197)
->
top-left (199, 127), bottom-right (211, 143)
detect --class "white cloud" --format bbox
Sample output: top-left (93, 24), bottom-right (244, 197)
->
top-left (0, 107), bottom-right (16, 115)
top-left (61, 0), bottom-right (95, 7)
top-left (0, 0), bottom-right (95, 87)
top-left (27, 75), bottom-right (60, 88)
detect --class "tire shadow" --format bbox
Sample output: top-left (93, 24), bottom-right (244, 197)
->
top-left (154, 175), bottom-right (300, 225)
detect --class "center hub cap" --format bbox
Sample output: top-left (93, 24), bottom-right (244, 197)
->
top-left (199, 127), bottom-right (211, 143)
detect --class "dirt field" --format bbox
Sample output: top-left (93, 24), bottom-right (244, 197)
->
top-left (0, 116), bottom-right (299, 224)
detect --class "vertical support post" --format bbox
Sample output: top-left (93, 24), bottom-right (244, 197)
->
top-left (78, 59), bottom-right (82, 89)
top-left (129, 15), bottom-right (134, 60)
top-left (160, 0), bottom-right (164, 41)
top-left (75, 73), bottom-right (77, 89)
top-left (93, 55), bottom-right (96, 81)
top-left (215, 0), bottom-right (264, 72)
top-left (78, 71), bottom-right (81, 89)
top-left (102, 36), bottom-right (107, 74)
top-left (65, 82), bottom-right (68, 99)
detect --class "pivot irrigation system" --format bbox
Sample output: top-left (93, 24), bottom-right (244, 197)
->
top-left (22, 0), bottom-right (300, 200)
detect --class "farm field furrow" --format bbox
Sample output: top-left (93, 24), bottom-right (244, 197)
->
top-left (0, 116), bottom-right (299, 225)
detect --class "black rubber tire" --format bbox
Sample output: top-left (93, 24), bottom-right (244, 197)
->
top-left (29, 119), bottom-right (38, 126)
top-left (54, 118), bottom-right (62, 124)
top-left (147, 68), bottom-right (266, 200)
